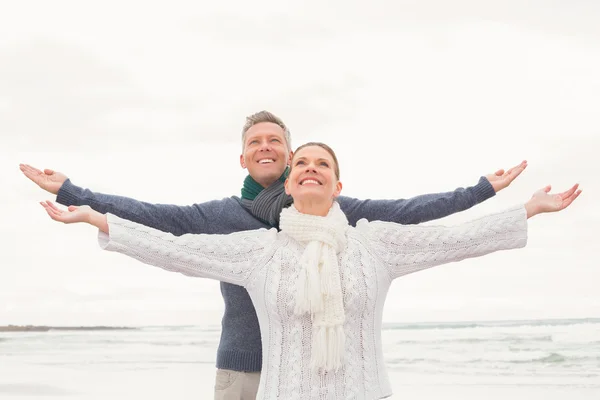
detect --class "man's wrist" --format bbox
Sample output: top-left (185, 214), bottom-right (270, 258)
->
top-left (474, 176), bottom-right (496, 203)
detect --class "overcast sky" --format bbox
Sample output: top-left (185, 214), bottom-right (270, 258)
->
top-left (1, 0), bottom-right (599, 326)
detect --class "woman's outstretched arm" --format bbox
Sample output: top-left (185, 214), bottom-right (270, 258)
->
top-left (40, 201), bottom-right (277, 286)
top-left (363, 184), bottom-right (581, 280)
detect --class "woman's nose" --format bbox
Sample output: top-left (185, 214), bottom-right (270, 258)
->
top-left (304, 163), bottom-right (317, 172)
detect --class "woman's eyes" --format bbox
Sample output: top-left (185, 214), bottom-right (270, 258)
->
top-left (295, 160), bottom-right (329, 167)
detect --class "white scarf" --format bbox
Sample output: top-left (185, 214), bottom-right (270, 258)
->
top-left (279, 202), bottom-right (349, 372)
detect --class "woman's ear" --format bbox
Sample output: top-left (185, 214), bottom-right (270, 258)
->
top-left (284, 178), bottom-right (291, 195)
top-left (333, 181), bottom-right (343, 198)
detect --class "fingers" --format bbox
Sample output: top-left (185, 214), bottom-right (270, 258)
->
top-left (41, 200), bottom-right (58, 213)
top-left (19, 164), bottom-right (42, 174)
top-left (19, 164), bottom-right (44, 181)
top-left (495, 169), bottom-right (505, 176)
top-left (560, 191), bottom-right (580, 210)
top-left (43, 169), bottom-right (55, 175)
top-left (560, 188), bottom-right (582, 210)
top-left (505, 160), bottom-right (526, 175)
top-left (505, 160), bottom-right (527, 182)
top-left (538, 185), bottom-right (552, 193)
top-left (45, 201), bottom-right (62, 212)
top-left (559, 183), bottom-right (579, 199)
top-left (532, 185), bottom-right (550, 197)
top-left (40, 201), bottom-right (63, 221)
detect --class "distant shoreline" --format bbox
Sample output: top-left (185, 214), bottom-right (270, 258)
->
top-left (2, 317), bottom-right (599, 333)
top-left (0, 325), bottom-right (136, 332)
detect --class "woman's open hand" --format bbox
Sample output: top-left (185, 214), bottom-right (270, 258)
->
top-left (40, 201), bottom-right (109, 233)
top-left (525, 184), bottom-right (581, 218)
top-left (40, 201), bottom-right (92, 224)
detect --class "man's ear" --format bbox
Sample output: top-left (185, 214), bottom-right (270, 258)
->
top-left (287, 150), bottom-right (294, 166)
top-left (284, 178), bottom-right (291, 195)
top-left (240, 154), bottom-right (246, 169)
top-left (333, 181), bottom-right (343, 198)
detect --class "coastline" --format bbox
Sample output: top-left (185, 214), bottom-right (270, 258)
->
top-left (0, 325), bottom-right (136, 332)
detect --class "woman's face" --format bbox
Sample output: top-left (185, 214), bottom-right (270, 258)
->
top-left (284, 145), bottom-right (342, 203)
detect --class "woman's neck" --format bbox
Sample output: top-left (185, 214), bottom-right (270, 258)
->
top-left (293, 198), bottom-right (334, 217)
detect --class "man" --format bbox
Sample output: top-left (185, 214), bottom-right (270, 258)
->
top-left (20, 110), bottom-right (527, 400)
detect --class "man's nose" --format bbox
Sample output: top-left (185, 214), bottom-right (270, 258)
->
top-left (258, 140), bottom-right (272, 151)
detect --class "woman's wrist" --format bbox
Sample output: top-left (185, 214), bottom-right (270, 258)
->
top-left (88, 210), bottom-right (109, 233)
top-left (525, 200), bottom-right (540, 219)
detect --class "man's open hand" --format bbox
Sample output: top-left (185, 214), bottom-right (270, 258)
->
top-left (20, 164), bottom-right (68, 195)
top-left (486, 160), bottom-right (528, 192)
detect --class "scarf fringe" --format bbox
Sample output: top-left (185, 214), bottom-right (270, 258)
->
top-left (311, 325), bottom-right (345, 373)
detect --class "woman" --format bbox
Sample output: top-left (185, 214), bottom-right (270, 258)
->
top-left (40, 142), bottom-right (580, 399)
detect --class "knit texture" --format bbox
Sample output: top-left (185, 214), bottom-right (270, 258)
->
top-left (240, 175), bottom-right (293, 227)
top-left (57, 175), bottom-right (496, 373)
top-left (240, 168), bottom-right (289, 201)
top-left (99, 205), bottom-right (527, 399)
top-left (280, 202), bottom-right (349, 372)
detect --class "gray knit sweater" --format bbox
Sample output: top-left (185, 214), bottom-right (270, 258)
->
top-left (56, 176), bottom-right (495, 372)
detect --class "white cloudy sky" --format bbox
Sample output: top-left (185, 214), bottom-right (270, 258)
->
top-left (1, 0), bottom-right (599, 326)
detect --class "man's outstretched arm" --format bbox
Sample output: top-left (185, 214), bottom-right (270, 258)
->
top-left (338, 161), bottom-right (527, 226)
top-left (19, 164), bottom-right (222, 236)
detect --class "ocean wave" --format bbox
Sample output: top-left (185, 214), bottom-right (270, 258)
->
top-left (387, 352), bottom-right (600, 366)
top-left (509, 352), bottom-right (567, 363)
top-left (383, 318), bottom-right (600, 331)
top-left (80, 339), bottom-right (215, 347)
top-left (147, 340), bottom-right (214, 347)
top-left (396, 335), bottom-right (554, 345)
top-left (140, 326), bottom-right (221, 333)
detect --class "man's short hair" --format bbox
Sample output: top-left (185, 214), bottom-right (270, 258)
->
top-left (241, 110), bottom-right (292, 151)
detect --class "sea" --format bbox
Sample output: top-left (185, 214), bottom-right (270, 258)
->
top-left (1, 318), bottom-right (599, 399)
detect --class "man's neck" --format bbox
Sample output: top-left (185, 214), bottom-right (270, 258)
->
top-left (241, 168), bottom-right (290, 201)
top-left (255, 177), bottom-right (277, 189)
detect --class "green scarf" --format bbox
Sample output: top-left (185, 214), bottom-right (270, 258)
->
top-left (240, 167), bottom-right (293, 227)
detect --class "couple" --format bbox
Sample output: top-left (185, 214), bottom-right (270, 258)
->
top-left (22, 111), bottom-right (580, 399)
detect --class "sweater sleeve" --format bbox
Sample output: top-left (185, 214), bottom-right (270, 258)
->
top-left (338, 176), bottom-right (495, 226)
top-left (98, 214), bottom-right (278, 286)
top-left (56, 179), bottom-right (225, 235)
top-left (361, 205), bottom-right (528, 280)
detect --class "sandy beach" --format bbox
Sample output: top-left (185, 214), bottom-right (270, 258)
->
top-left (2, 363), bottom-right (598, 400)
top-left (1, 321), bottom-right (598, 399)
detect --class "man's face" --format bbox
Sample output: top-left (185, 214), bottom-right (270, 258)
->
top-left (240, 122), bottom-right (292, 188)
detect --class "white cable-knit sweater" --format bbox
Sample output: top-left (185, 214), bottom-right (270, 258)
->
top-left (99, 205), bottom-right (528, 399)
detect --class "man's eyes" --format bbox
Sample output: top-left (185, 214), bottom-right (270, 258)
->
top-left (248, 138), bottom-right (281, 145)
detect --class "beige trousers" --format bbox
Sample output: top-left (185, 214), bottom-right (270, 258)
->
top-left (214, 369), bottom-right (261, 400)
